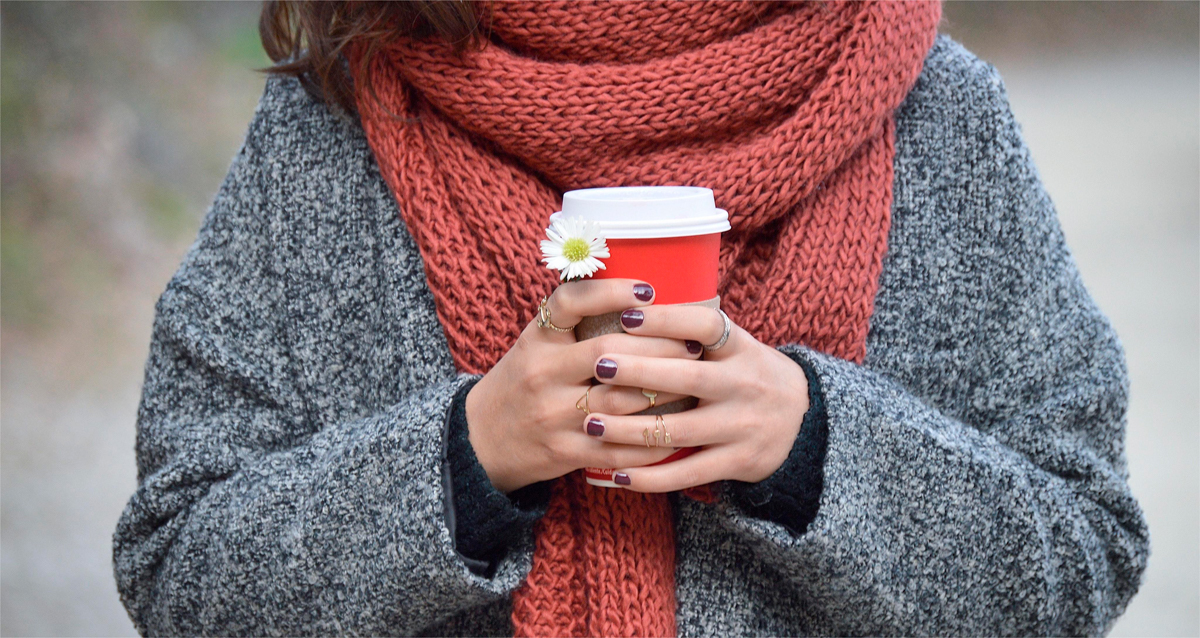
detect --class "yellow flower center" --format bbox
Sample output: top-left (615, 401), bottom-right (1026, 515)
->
top-left (562, 238), bottom-right (590, 262)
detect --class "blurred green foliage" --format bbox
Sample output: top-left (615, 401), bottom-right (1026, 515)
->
top-left (222, 17), bottom-right (273, 69)
top-left (1, 212), bottom-right (47, 328)
top-left (1, 2), bottom-right (267, 337)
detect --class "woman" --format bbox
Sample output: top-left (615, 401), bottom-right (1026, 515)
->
top-left (112, 1), bottom-right (1149, 635)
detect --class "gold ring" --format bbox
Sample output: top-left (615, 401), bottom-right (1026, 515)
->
top-left (642, 388), bottom-right (657, 409)
top-left (645, 415), bottom-right (670, 447)
top-left (536, 296), bottom-right (573, 332)
top-left (576, 386), bottom-right (592, 414)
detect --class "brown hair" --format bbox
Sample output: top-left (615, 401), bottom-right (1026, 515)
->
top-left (259, 1), bottom-right (486, 114)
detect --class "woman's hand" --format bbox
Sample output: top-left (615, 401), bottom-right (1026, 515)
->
top-left (582, 305), bottom-right (810, 492)
top-left (465, 279), bottom-right (702, 493)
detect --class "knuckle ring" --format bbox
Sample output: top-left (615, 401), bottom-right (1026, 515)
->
top-left (703, 308), bottom-right (732, 352)
top-left (642, 388), bottom-right (657, 409)
top-left (642, 417), bottom-right (668, 448)
top-left (576, 386), bottom-right (592, 415)
top-left (536, 296), bottom-right (574, 332)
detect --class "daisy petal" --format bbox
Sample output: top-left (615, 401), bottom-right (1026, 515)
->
top-left (540, 215), bottom-right (609, 280)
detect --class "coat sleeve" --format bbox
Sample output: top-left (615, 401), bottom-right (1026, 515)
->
top-left (715, 41), bottom-right (1150, 636)
top-left (111, 78), bottom-right (535, 636)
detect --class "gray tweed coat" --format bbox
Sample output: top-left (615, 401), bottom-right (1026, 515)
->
top-left (112, 36), bottom-right (1149, 636)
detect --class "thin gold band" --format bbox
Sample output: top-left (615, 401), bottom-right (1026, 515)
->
top-left (576, 386), bottom-right (592, 415)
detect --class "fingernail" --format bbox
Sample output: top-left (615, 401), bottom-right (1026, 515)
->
top-left (620, 309), bottom-right (644, 329)
top-left (595, 358), bottom-right (617, 379)
top-left (614, 472), bottom-right (631, 486)
top-left (633, 283), bottom-right (654, 302)
top-left (686, 340), bottom-right (702, 354)
top-left (586, 418), bottom-right (605, 437)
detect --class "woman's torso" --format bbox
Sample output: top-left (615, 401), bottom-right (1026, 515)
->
top-left (193, 35), bottom-right (1100, 635)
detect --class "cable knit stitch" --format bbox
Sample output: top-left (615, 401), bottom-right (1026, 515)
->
top-left (351, 2), bottom-right (940, 636)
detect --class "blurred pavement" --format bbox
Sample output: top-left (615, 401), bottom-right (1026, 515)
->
top-left (1000, 54), bottom-right (1199, 638)
top-left (1, 3), bottom-right (1196, 635)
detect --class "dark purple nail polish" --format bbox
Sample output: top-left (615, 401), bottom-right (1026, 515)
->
top-left (686, 340), bottom-right (702, 355)
top-left (586, 418), bottom-right (605, 437)
top-left (620, 309), bottom-right (644, 329)
top-left (614, 472), bottom-right (632, 486)
top-left (633, 283), bottom-right (654, 302)
top-left (595, 358), bottom-right (617, 379)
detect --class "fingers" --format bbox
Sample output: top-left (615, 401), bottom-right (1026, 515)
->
top-left (617, 304), bottom-right (731, 354)
top-left (610, 447), bottom-right (734, 493)
top-left (542, 279), bottom-right (655, 335)
top-left (591, 353), bottom-right (723, 399)
top-left (580, 406), bottom-right (722, 448)
top-left (563, 331), bottom-right (702, 381)
top-left (569, 438), bottom-right (681, 472)
top-left (548, 385), bottom-right (696, 474)
top-left (573, 384), bottom-right (691, 418)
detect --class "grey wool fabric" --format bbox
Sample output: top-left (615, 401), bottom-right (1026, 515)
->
top-left (112, 36), bottom-right (1149, 636)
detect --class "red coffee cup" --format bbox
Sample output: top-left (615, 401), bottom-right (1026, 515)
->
top-left (550, 186), bottom-right (730, 488)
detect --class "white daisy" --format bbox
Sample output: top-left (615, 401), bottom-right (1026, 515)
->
top-left (540, 217), bottom-right (610, 281)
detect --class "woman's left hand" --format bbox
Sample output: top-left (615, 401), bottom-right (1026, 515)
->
top-left (584, 304), bottom-right (810, 492)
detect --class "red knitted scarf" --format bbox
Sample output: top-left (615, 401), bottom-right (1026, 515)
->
top-left (352, 2), bottom-right (940, 635)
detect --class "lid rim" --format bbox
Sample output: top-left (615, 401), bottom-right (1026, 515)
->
top-left (556, 186), bottom-right (729, 239)
top-left (550, 211), bottom-right (730, 239)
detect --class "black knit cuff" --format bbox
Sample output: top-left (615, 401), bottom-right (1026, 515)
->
top-left (445, 379), bottom-right (552, 571)
top-left (724, 350), bottom-right (828, 536)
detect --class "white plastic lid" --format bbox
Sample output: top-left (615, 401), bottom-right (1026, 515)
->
top-left (552, 186), bottom-right (731, 239)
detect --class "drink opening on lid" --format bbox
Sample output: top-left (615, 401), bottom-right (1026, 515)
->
top-left (556, 186), bottom-right (731, 239)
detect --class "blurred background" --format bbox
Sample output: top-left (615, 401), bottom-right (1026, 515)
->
top-left (1, 2), bottom-right (1196, 635)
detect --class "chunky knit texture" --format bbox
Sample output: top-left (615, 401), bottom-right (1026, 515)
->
top-left (112, 36), bottom-right (1150, 636)
top-left (352, 3), bottom-right (940, 635)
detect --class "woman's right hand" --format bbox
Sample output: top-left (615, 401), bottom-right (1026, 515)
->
top-left (465, 279), bottom-right (702, 493)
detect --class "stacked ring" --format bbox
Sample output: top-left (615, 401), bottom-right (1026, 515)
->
top-left (643, 414), bottom-right (671, 447)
